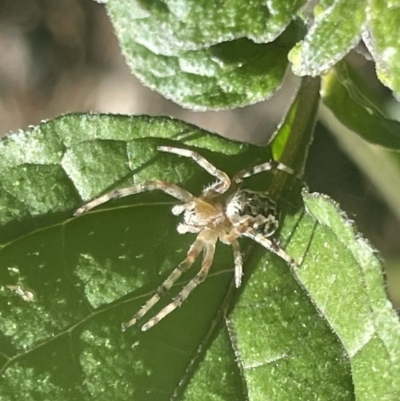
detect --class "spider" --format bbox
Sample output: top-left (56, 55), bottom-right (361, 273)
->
top-left (74, 145), bottom-right (299, 331)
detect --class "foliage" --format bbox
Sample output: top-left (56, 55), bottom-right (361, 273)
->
top-left (1, 1), bottom-right (400, 400)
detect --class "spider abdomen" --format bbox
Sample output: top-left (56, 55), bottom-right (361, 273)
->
top-left (226, 189), bottom-right (279, 237)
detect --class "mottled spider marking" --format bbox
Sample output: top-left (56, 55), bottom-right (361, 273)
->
top-left (226, 189), bottom-right (279, 237)
top-left (74, 145), bottom-right (299, 331)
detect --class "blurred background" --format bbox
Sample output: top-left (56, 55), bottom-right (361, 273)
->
top-left (0, 0), bottom-right (399, 307)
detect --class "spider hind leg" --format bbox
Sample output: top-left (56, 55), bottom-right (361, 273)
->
top-left (122, 231), bottom-right (210, 330)
top-left (231, 239), bottom-right (243, 287)
top-left (142, 239), bottom-right (216, 331)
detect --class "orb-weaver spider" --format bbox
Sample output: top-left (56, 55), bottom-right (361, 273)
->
top-left (74, 146), bottom-right (299, 331)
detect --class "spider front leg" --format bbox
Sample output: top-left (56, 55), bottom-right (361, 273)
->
top-left (232, 160), bottom-right (302, 184)
top-left (141, 236), bottom-right (217, 331)
top-left (158, 146), bottom-right (231, 196)
top-left (74, 180), bottom-right (193, 215)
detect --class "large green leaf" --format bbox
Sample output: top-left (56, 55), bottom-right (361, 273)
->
top-left (105, 0), bottom-right (303, 109)
top-left (0, 107), bottom-right (399, 399)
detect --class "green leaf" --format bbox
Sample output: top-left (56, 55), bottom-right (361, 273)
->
top-left (322, 61), bottom-right (400, 149)
top-left (107, 0), bottom-right (306, 53)
top-left (105, 0), bottom-right (302, 109)
top-left (222, 204), bottom-right (354, 401)
top-left (1, 110), bottom-right (398, 400)
top-left (366, 0), bottom-right (400, 96)
top-left (297, 192), bottom-right (400, 400)
top-left (289, 0), bottom-right (366, 76)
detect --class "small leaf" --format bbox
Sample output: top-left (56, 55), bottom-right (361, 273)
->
top-left (289, 0), bottom-right (366, 76)
top-left (366, 0), bottom-right (400, 96)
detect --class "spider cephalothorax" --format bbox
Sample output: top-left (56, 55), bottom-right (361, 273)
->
top-left (74, 146), bottom-right (299, 331)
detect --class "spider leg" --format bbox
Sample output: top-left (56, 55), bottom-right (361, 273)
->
top-left (231, 238), bottom-right (243, 287)
top-left (232, 160), bottom-right (301, 184)
top-left (141, 238), bottom-right (216, 331)
top-left (158, 146), bottom-right (231, 195)
top-left (74, 180), bottom-right (193, 216)
top-left (122, 231), bottom-right (207, 330)
top-left (243, 229), bottom-right (297, 267)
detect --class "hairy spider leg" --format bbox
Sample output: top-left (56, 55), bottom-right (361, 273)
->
top-left (142, 235), bottom-right (217, 331)
top-left (220, 234), bottom-right (243, 287)
top-left (157, 146), bottom-right (231, 195)
top-left (231, 238), bottom-right (243, 287)
top-left (243, 229), bottom-right (297, 267)
top-left (122, 230), bottom-right (209, 330)
top-left (74, 180), bottom-right (193, 216)
top-left (232, 160), bottom-right (301, 185)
